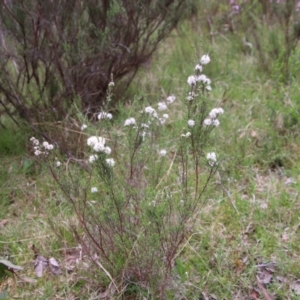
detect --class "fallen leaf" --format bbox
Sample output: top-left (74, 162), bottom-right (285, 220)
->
top-left (250, 130), bottom-right (259, 138)
top-left (49, 257), bottom-right (61, 275)
top-left (284, 178), bottom-right (296, 186)
top-left (0, 219), bottom-right (9, 228)
top-left (61, 247), bottom-right (82, 272)
top-left (17, 275), bottom-right (37, 284)
top-left (291, 280), bottom-right (300, 295)
top-left (0, 260), bottom-right (23, 271)
top-left (238, 131), bottom-right (246, 139)
top-left (281, 231), bottom-right (289, 242)
top-left (257, 269), bottom-right (273, 285)
top-left (34, 255), bottom-right (48, 277)
top-left (0, 259), bottom-right (23, 282)
top-left (276, 275), bottom-right (289, 283)
top-left (250, 288), bottom-right (260, 300)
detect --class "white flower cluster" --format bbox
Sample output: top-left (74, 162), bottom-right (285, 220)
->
top-left (200, 54), bottom-right (210, 65)
top-left (187, 119), bottom-right (195, 127)
top-left (124, 95), bottom-right (176, 136)
top-left (159, 149), bottom-right (167, 157)
top-left (187, 54), bottom-right (212, 91)
top-left (91, 187), bottom-right (98, 193)
top-left (166, 95), bottom-right (176, 104)
top-left (206, 152), bottom-right (217, 166)
top-left (89, 154), bottom-right (98, 163)
top-left (203, 107), bottom-right (224, 127)
top-left (186, 91), bottom-right (198, 101)
top-left (145, 106), bottom-right (158, 118)
top-left (158, 102), bottom-right (168, 111)
top-left (55, 157), bottom-right (61, 167)
top-left (124, 117), bottom-right (136, 126)
top-left (87, 136), bottom-right (115, 167)
top-left (106, 158), bottom-right (115, 167)
top-left (81, 124), bottom-right (87, 131)
top-left (30, 137), bottom-right (54, 156)
top-left (98, 112), bottom-right (113, 120)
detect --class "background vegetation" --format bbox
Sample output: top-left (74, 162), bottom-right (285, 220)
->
top-left (1, 0), bottom-right (300, 299)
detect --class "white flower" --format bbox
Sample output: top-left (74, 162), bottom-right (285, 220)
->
top-left (34, 149), bottom-right (42, 156)
top-left (93, 143), bottom-right (105, 152)
top-left (104, 146), bottom-right (112, 155)
top-left (87, 136), bottom-right (105, 147)
top-left (98, 112), bottom-right (113, 120)
top-left (108, 81), bottom-right (115, 87)
top-left (206, 152), bottom-right (217, 166)
top-left (186, 91), bottom-right (197, 101)
top-left (43, 141), bottom-right (54, 150)
top-left (124, 117), bottom-right (136, 126)
top-left (204, 77), bottom-right (211, 85)
top-left (55, 161), bottom-right (61, 167)
top-left (209, 108), bottom-right (224, 119)
top-left (144, 106), bottom-right (155, 114)
top-left (212, 119), bottom-right (220, 127)
top-left (158, 102), bottom-right (168, 111)
top-left (195, 64), bottom-right (203, 72)
top-left (91, 187), bottom-right (98, 193)
top-left (188, 119), bottom-right (195, 127)
top-left (203, 118), bottom-right (212, 126)
top-left (141, 123), bottom-right (149, 128)
top-left (152, 111), bottom-right (158, 118)
top-left (187, 75), bottom-right (197, 86)
top-left (89, 155), bottom-right (98, 163)
top-left (87, 136), bottom-right (106, 152)
top-left (163, 114), bottom-right (169, 119)
top-left (159, 149), bottom-right (167, 156)
top-left (217, 107), bottom-right (224, 114)
top-left (206, 85), bottom-right (212, 91)
top-left (158, 118), bottom-right (166, 125)
top-left (197, 74), bottom-right (211, 85)
top-left (140, 131), bottom-right (147, 139)
top-left (106, 158), bottom-right (115, 167)
top-left (81, 124), bottom-right (87, 131)
top-left (30, 137), bottom-right (39, 146)
top-left (200, 54), bottom-right (210, 65)
top-left (166, 95), bottom-right (176, 104)
top-left (144, 106), bottom-right (158, 118)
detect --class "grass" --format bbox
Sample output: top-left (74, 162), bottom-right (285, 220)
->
top-left (1, 8), bottom-right (300, 300)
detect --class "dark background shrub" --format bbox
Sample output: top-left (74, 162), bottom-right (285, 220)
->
top-left (0, 0), bottom-right (192, 129)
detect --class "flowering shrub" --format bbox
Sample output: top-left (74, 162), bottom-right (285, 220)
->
top-left (30, 54), bottom-right (225, 298)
